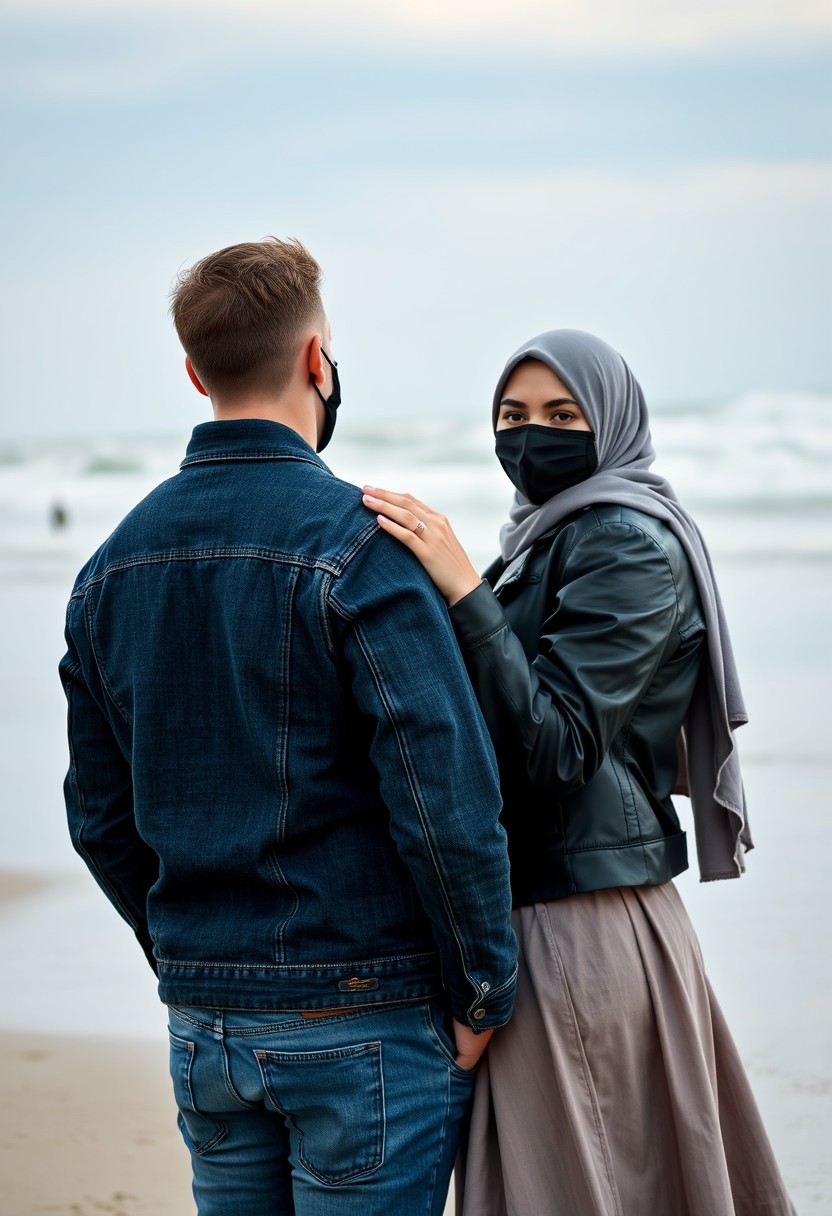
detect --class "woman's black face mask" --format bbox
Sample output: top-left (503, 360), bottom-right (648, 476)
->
top-left (312, 349), bottom-right (340, 452)
top-left (495, 424), bottom-right (598, 505)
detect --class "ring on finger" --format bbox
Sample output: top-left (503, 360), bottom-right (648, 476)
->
top-left (413, 520), bottom-right (426, 538)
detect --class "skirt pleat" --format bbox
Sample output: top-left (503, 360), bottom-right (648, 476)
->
top-left (456, 883), bottom-right (795, 1216)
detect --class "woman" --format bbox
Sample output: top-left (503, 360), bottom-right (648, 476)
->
top-left (362, 330), bottom-right (795, 1216)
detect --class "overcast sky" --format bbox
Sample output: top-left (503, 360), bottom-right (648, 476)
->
top-left (0, 0), bottom-right (829, 438)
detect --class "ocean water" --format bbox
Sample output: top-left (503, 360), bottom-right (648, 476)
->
top-left (0, 393), bottom-right (830, 1208)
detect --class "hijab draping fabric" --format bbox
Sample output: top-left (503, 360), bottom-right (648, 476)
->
top-left (494, 329), bottom-right (751, 880)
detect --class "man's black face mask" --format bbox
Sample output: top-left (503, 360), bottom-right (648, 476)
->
top-left (312, 349), bottom-right (340, 452)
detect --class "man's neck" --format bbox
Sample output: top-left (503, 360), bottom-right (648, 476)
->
top-left (211, 395), bottom-right (317, 451)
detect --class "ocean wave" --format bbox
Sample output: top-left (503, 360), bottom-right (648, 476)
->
top-left (1, 391), bottom-right (830, 573)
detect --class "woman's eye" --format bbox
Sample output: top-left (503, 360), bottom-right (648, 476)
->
top-left (504, 412), bottom-right (526, 424)
top-left (552, 412), bottom-right (575, 424)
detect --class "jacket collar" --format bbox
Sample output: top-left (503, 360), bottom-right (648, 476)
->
top-left (180, 419), bottom-right (328, 471)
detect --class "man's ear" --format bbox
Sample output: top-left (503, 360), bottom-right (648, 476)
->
top-left (306, 334), bottom-right (326, 390)
top-left (185, 357), bottom-right (209, 397)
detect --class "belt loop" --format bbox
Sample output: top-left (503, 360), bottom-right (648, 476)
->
top-left (212, 1010), bottom-right (224, 1039)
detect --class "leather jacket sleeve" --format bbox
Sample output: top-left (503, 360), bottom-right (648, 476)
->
top-left (449, 520), bottom-right (680, 796)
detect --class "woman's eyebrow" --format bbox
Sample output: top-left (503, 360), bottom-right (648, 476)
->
top-left (499, 397), bottom-right (579, 408)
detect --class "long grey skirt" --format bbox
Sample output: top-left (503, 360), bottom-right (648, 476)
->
top-left (456, 883), bottom-right (795, 1216)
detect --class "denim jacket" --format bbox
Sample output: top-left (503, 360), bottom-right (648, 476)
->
top-left (60, 420), bottom-right (517, 1030)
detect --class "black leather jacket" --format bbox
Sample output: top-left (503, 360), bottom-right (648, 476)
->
top-left (449, 504), bottom-right (706, 906)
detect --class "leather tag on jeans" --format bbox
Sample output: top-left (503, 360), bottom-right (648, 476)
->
top-left (338, 977), bottom-right (379, 993)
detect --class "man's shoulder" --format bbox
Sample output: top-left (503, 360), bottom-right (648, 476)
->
top-left (69, 474), bottom-right (183, 592)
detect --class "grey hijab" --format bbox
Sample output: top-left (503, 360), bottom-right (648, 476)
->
top-left (494, 329), bottom-right (751, 881)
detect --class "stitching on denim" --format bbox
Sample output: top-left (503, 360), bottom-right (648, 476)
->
top-left (179, 451), bottom-right (324, 468)
top-left (351, 619), bottom-right (480, 1005)
top-left (169, 999), bottom-right (431, 1037)
top-left (319, 571), bottom-right (337, 659)
top-left (483, 963), bottom-right (518, 1001)
top-left (325, 522), bottom-right (393, 623)
top-left (422, 1006), bottom-right (452, 1211)
top-left (219, 1036), bottom-right (258, 1110)
top-left (83, 589), bottom-right (132, 728)
top-left (417, 1002), bottom-right (474, 1081)
top-left (75, 547), bottom-right (344, 593)
top-left (254, 1042), bottom-right (385, 1184)
top-left (268, 565), bottom-right (301, 963)
top-left (339, 517), bottom-right (380, 566)
top-left (157, 950), bottom-right (440, 970)
top-left (256, 1041), bottom-right (382, 1063)
top-left (169, 1032), bottom-right (228, 1154)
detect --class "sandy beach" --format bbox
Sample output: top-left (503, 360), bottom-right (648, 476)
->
top-left (0, 868), bottom-right (188, 1213)
top-left (0, 878), bottom-right (457, 1216)
top-left (1, 1030), bottom-right (192, 1216)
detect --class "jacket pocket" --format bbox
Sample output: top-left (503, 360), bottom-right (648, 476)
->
top-left (255, 1041), bottom-right (384, 1185)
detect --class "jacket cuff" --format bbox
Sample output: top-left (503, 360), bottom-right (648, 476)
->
top-left (448, 967), bottom-right (517, 1032)
top-left (448, 580), bottom-right (507, 649)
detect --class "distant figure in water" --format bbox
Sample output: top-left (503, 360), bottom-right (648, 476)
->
top-left (364, 328), bottom-right (796, 1216)
top-left (50, 502), bottom-right (68, 530)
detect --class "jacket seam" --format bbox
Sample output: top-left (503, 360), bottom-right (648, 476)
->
top-left (268, 565), bottom-right (301, 963)
top-left (319, 571), bottom-right (337, 658)
top-left (74, 548), bottom-right (347, 593)
top-left (679, 616), bottom-right (705, 640)
top-left (606, 743), bottom-right (633, 846)
top-left (560, 515), bottom-right (678, 589)
top-left (84, 591), bottom-right (132, 728)
top-left (179, 451), bottom-right (324, 468)
top-left (544, 832), bottom-right (685, 855)
top-left (351, 617), bottom-right (480, 1001)
top-left (157, 951), bottom-right (440, 969)
top-left (460, 620), bottom-right (507, 649)
top-left (325, 522), bottom-right (394, 623)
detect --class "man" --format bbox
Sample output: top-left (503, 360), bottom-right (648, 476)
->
top-left (59, 238), bottom-right (517, 1215)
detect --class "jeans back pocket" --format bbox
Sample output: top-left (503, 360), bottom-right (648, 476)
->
top-left (255, 1040), bottom-right (384, 1185)
top-left (168, 1031), bottom-right (227, 1155)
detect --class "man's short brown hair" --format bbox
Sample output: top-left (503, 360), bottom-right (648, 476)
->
top-left (170, 238), bottom-right (323, 398)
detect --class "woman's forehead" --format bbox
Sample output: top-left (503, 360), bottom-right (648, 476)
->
top-left (502, 358), bottom-right (575, 400)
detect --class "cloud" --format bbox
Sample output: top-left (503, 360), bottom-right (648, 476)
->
top-left (2, 0), bottom-right (829, 105)
top-left (2, 0), bottom-right (831, 78)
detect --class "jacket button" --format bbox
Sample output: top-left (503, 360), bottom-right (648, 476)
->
top-left (473, 1008), bottom-right (486, 1020)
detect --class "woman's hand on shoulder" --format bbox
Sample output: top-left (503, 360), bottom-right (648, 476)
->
top-left (362, 485), bottom-right (482, 607)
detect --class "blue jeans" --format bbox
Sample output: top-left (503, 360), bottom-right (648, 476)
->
top-left (167, 998), bottom-right (476, 1215)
